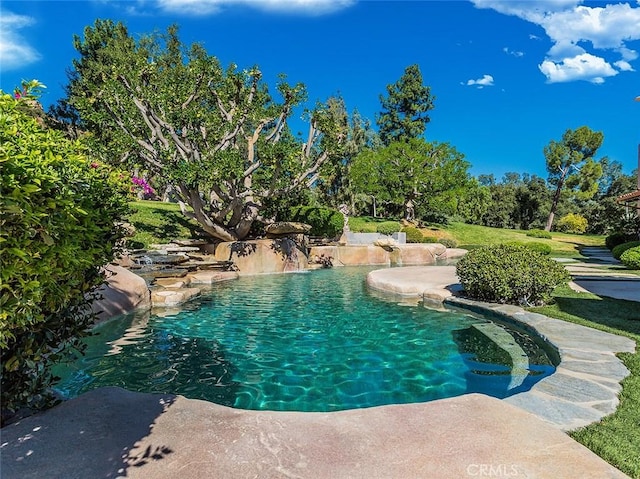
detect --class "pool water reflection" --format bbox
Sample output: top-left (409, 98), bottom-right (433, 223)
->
top-left (55, 267), bottom-right (556, 411)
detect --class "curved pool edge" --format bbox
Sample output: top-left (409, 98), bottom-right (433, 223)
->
top-left (366, 266), bottom-right (637, 432)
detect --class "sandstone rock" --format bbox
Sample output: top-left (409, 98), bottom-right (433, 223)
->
top-left (91, 265), bottom-right (151, 322)
top-left (215, 239), bottom-right (308, 274)
top-left (151, 287), bottom-right (201, 307)
top-left (374, 237), bottom-right (398, 249)
top-left (265, 222), bottom-right (311, 235)
top-left (188, 271), bottom-right (239, 284)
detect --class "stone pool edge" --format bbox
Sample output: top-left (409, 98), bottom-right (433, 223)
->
top-left (366, 266), bottom-right (637, 432)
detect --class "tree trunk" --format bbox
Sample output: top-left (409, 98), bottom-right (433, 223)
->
top-left (545, 182), bottom-right (563, 231)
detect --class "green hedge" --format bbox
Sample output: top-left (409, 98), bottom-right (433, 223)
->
top-left (401, 226), bottom-right (425, 243)
top-left (605, 232), bottom-right (635, 250)
top-left (1, 91), bottom-right (130, 421)
top-left (376, 221), bottom-right (401, 236)
top-left (612, 241), bottom-right (640, 260)
top-left (438, 238), bottom-right (458, 248)
top-left (526, 229), bottom-right (552, 239)
top-left (289, 206), bottom-right (344, 238)
top-left (456, 244), bottom-right (570, 306)
top-left (505, 241), bottom-right (552, 255)
top-left (620, 246), bottom-right (640, 269)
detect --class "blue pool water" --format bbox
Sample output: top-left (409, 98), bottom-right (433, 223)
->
top-left (55, 267), bottom-right (556, 411)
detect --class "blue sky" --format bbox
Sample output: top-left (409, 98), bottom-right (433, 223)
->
top-left (1, 0), bottom-right (639, 180)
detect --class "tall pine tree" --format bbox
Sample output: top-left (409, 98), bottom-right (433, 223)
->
top-left (376, 64), bottom-right (435, 146)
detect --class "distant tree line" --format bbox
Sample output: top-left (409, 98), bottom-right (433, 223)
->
top-left (48, 19), bottom-right (637, 237)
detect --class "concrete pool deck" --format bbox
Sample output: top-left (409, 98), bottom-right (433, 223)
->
top-left (2, 264), bottom-right (637, 478)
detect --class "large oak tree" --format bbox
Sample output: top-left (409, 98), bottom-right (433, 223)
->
top-left (62, 20), bottom-right (347, 241)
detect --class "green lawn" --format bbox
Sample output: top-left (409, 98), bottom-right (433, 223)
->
top-left (348, 216), bottom-right (605, 257)
top-left (126, 200), bottom-right (201, 248)
top-left (444, 221), bottom-right (604, 256)
top-left (531, 286), bottom-right (640, 478)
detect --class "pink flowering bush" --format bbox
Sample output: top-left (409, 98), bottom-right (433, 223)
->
top-left (131, 176), bottom-right (155, 198)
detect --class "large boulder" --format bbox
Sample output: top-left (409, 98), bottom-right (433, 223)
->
top-left (91, 265), bottom-right (151, 322)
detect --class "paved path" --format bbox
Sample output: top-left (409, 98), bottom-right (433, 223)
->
top-left (566, 247), bottom-right (640, 303)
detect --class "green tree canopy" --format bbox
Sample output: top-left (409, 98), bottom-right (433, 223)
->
top-left (350, 138), bottom-right (470, 220)
top-left (376, 64), bottom-right (435, 146)
top-left (62, 20), bottom-right (348, 241)
top-left (544, 126), bottom-right (603, 231)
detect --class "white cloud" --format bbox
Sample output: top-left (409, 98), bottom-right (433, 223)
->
top-left (0, 11), bottom-right (41, 71)
top-left (614, 60), bottom-right (634, 71)
top-left (538, 53), bottom-right (618, 83)
top-left (503, 47), bottom-right (524, 57)
top-left (156, 0), bottom-right (354, 16)
top-left (618, 46), bottom-right (639, 61)
top-left (471, 0), bottom-right (640, 83)
top-left (466, 74), bottom-right (494, 88)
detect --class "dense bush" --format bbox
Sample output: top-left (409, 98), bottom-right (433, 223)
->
top-left (524, 242), bottom-right (552, 255)
top-left (1, 91), bottom-right (130, 422)
top-left (504, 241), bottom-right (550, 255)
top-left (526, 229), bottom-right (552, 239)
top-left (289, 205), bottom-right (344, 238)
top-left (606, 232), bottom-right (636, 250)
top-left (456, 244), bottom-right (570, 306)
top-left (620, 246), bottom-right (640, 269)
top-left (375, 221), bottom-right (401, 236)
top-left (401, 226), bottom-right (426, 243)
top-left (555, 213), bottom-right (588, 234)
top-left (438, 238), bottom-right (458, 248)
top-left (612, 241), bottom-right (640, 260)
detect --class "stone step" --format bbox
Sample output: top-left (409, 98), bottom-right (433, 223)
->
top-left (471, 322), bottom-right (530, 391)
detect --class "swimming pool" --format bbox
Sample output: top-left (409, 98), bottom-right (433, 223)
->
top-left (55, 267), bottom-right (556, 411)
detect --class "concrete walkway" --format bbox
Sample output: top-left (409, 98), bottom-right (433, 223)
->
top-left (565, 247), bottom-right (640, 303)
top-left (0, 388), bottom-right (629, 479)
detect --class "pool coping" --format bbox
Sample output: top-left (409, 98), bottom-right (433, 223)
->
top-left (366, 266), bottom-right (637, 431)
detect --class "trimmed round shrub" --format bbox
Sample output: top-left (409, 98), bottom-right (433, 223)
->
top-left (401, 226), bottom-right (425, 243)
top-left (438, 238), bottom-right (458, 248)
top-left (456, 244), bottom-right (570, 306)
top-left (606, 232), bottom-right (635, 250)
top-left (525, 242), bottom-right (552, 255)
top-left (422, 236), bottom-right (439, 243)
top-left (526, 229), bottom-right (552, 239)
top-left (376, 221), bottom-right (401, 236)
top-left (620, 246), bottom-right (640, 269)
top-left (612, 240), bottom-right (640, 260)
top-left (289, 206), bottom-right (344, 238)
top-left (555, 213), bottom-right (588, 234)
